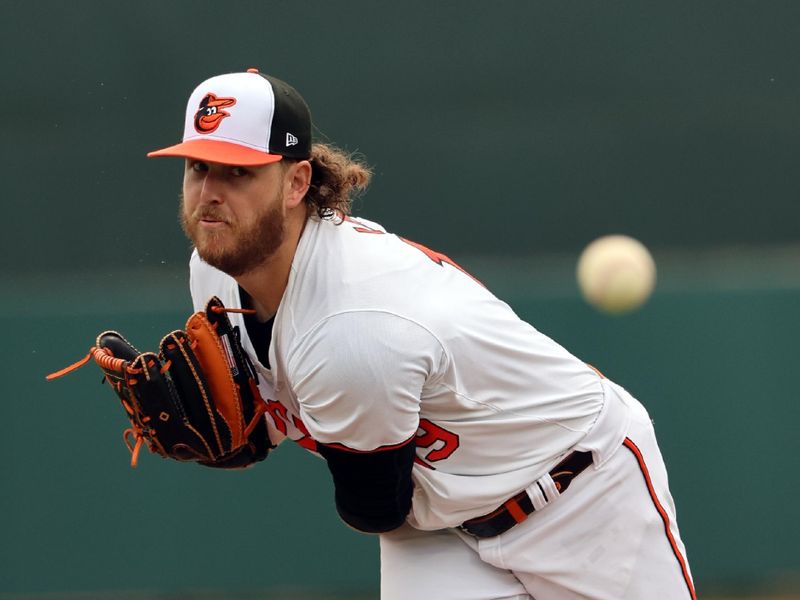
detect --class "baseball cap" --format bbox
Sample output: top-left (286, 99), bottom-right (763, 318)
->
top-left (147, 68), bottom-right (312, 165)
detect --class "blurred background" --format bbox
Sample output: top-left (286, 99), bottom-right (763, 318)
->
top-left (2, 1), bottom-right (799, 598)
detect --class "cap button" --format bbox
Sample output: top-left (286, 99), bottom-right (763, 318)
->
top-left (247, 67), bottom-right (259, 73)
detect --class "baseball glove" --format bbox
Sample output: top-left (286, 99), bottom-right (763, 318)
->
top-left (47, 296), bottom-right (272, 468)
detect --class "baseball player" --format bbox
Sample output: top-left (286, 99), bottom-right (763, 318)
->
top-left (147, 68), bottom-right (696, 600)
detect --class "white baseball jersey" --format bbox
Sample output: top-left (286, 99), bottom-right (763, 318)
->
top-left (189, 215), bottom-right (621, 530)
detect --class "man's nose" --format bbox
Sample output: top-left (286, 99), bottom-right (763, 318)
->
top-left (199, 172), bottom-right (225, 204)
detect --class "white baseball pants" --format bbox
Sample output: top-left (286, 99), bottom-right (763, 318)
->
top-left (379, 385), bottom-right (695, 600)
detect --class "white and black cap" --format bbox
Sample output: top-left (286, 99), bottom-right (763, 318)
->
top-left (148, 68), bottom-right (311, 165)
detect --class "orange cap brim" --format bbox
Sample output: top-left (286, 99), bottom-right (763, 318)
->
top-left (147, 138), bottom-right (283, 166)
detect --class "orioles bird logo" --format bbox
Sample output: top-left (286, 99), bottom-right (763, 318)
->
top-left (194, 93), bottom-right (236, 134)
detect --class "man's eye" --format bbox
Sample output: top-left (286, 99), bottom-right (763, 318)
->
top-left (230, 167), bottom-right (249, 177)
top-left (190, 161), bottom-right (208, 172)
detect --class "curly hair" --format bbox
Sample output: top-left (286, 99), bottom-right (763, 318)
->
top-left (300, 143), bottom-right (372, 219)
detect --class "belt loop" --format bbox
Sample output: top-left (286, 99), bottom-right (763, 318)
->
top-left (526, 472), bottom-right (562, 511)
top-left (460, 450), bottom-right (594, 539)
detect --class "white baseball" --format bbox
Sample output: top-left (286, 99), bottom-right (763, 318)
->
top-left (576, 235), bottom-right (656, 314)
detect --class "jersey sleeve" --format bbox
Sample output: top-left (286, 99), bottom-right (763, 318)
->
top-left (287, 311), bottom-right (445, 451)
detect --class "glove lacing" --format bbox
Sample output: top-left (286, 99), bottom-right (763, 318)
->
top-left (46, 305), bottom-right (265, 468)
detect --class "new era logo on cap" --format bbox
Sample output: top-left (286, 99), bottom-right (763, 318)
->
top-left (147, 68), bottom-right (312, 166)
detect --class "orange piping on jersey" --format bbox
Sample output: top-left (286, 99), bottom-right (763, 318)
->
top-left (623, 438), bottom-right (696, 600)
top-left (345, 216), bottom-right (484, 287)
top-left (586, 363), bottom-right (606, 378)
top-left (399, 237), bottom-right (485, 287)
top-left (320, 432), bottom-right (417, 454)
top-left (344, 216), bottom-right (385, 234)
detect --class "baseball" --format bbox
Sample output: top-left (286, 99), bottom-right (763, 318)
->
top-left (576, 235), bottom-right (656, 314)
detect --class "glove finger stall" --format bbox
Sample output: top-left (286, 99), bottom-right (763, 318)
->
top-left (94, 331), bottom-right (153, 427)
top-left (160, 330), bottom-right (233, 459)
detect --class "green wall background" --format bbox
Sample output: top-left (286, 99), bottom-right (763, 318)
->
top-left (2, 1), bottom-right (799, 597)
top-left (4, 0), bottom-right (800, 272)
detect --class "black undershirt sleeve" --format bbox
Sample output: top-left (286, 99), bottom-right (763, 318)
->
top-left (316, 440), bottom-right (416, 534)
top-left (239, 287), bottom-right (273, 368)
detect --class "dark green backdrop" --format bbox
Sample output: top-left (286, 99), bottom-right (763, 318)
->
top-left (2, 1), bottom-right (798, 597)
top-left (4, 0), bottom-right (800, 273)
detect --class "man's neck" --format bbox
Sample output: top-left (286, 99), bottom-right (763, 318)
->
top-left (235, 212), bottom-right (309, 320)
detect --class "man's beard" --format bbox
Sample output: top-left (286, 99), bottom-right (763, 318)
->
top-left (181, 196), bottom-right (286, 277)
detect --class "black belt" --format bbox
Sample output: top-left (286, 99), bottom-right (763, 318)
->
top-left (460, 450), bottom-right (594, 538)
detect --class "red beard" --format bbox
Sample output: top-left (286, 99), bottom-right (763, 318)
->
top-left (181, 198), bottom-right (286, 277)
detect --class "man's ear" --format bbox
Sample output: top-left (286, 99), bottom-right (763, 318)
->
top-left (285, 160), bottom-right (312, 209)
